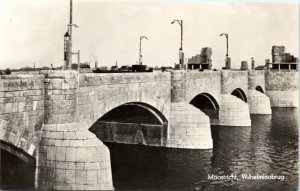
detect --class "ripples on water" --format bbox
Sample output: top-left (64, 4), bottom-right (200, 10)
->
top-left (105, 108), bottom-right (298, 190)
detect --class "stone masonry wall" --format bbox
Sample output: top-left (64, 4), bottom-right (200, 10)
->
top-left (248, 70), bottom-right (271, 114)
top-left (221, 70), bottom-right (249, 98)
top-left (171, 70), bottom-right (186, 103)
top-left (248, 70), bottom-right (265, 91)
top-left (0, 74), bottom-right (45, 155)
top-left (220, 71), bottom-right (251, 126)
top-left (265, 71), bottom-right (298, 107)
top-left (185, 71), bottom-right (221, 104)
top-left (37, 71), bottom-right (113, 190)
top-left (76, 73), bottom-right (171, 131)
top-left (265, 71), bottom-right (298, 91)
top-left (43, 71), bottom-right (78, 124)
top-left (167, 103), bottom-right (213, 149)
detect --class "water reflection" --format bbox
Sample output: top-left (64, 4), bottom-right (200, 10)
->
top-left (105, 108), bottom-right (298, 191)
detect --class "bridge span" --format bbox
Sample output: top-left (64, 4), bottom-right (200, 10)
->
top-left (0, 69), bottom-right (297, 190)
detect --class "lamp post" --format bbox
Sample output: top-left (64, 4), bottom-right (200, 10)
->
top-left (65, 24), bottom-right (78, 70)
top-left (220, 33), bottom-right (228, 57)
top-left (220, 33), bottom-right (230, 69)
top-left (171, 19), bottom-right (184, 69)
top-left (139, 36), bottom-right (148, 65)
top-left (64, 0), bottom-right (79, 70)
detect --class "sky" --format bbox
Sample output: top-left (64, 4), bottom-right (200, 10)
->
top-left (0, 0), bottom-right (299, 70)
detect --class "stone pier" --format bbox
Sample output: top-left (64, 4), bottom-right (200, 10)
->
top-left (248, 90), bottom-right (272, 114)
top-left (248, 70), bottom-right (272, 114)
top-left (37, 71), bottom-right (113, 190)
top-left (218, 94), bottom-right (251, 126)
top-left (167, 103), bottom-right (213, 149)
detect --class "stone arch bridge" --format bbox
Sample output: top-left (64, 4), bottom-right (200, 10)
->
top-left (0, 69), bottom-right (297, 190)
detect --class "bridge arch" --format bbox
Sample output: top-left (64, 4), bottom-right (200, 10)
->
top-left (189, 93), bottom-right (220, 120)
top-left (0, 140), bottom-right (36, 190)
top-left (255, 86), bottom-right (264, 93)
top-left (89, 102), bottom-right (168, 146)
top-left (231, 88), bottom-right (247, 103)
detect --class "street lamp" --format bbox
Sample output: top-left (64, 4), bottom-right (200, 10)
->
top-left (220, 33), bottom-right (231, 69)
top-left (64, 0), bottom-right (79, 70)
top-left (171, 19), bottom-right (184, 69)
top-left (220, 33), bottom-right (228, 56)
top-left (139, 36), bottom-right (148, 65)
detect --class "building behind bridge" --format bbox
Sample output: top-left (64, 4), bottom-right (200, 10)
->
top-left (187, 47), bottom-right (213, 70)
top-left (269, 46), bottom-right (298, 71)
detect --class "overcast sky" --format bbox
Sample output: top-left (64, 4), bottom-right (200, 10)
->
top-left (0, 0), bottom-right (298, 69)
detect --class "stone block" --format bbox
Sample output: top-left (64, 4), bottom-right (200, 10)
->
top-left (61, 139), bottom-right (70, 146)
top-left (54, 139), bottom-right (62, 146)
top-left (55, 150), bottom-right (66, 161)
top-left (64, 131), bottom-right (77, 140)
top-left (98, 169), bottom-right (108, 182)
top-left (47, 147), bottom-right (56, 160)
top-left (65, 169), bottom-right (76, 184)
top-left (75, 162), bottom-right (85, 170)
top-left (49, 131), bottom-right (64, 139)
top-left (55, 169), bottom-right (66, 183)
top-left (67, 162), bottom-right (76, 170)
top-left (51, 79), bottom-right (63, 90)
top-left (56, 161), bottom-right (68, 169)
top-left (0, 120), bottom-right (8, 139)
top-left (7, 132), bottom-right (17, 145)
top-left (75, 147), bottom-right (86, 162)
top-left (100, 161), bottom-right (111, 169)
top-left (70, 139), bottom-right (84, 147)
top-left (85, 162), bottom-right (100, 170)
top-left (75, 170), bottom-right (87, 185)
top-left (86, 170), bottom-right (97, 185)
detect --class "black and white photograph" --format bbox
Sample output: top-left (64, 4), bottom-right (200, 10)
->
top-left (0, 0), bottom-right (298, 190)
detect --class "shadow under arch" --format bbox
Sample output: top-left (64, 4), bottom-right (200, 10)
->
top-left (231, 88), bottom-right (247, 103)
top-left (0, 140), bottom-right (36, 190)
top-left (255, 86), bottom-right (264, 93)
top-left (189, 93), bottom-right (220, 121)
top-left (89, 102), bottom-right (168, 146)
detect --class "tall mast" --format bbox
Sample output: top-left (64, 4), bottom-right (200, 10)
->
top-left (69, 0), bottom-right (73, 40)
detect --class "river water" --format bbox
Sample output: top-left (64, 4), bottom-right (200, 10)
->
top-left (105, 108), bottom-right (298, 191)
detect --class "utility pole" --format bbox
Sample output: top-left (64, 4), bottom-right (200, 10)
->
top-left (67, 0), bottom-right (73, 69)
top-left (220, 33), bottom-right (231, 69)
top-left (171, 19), bottom-right (184, 69)
top-left (220, 33), bottom-right (228, 56)
top-left (64, 0), bottom-right (78, 70)
top-left (139, 36), bottom-right (148, 65)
